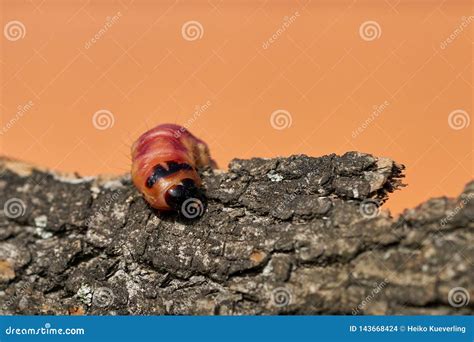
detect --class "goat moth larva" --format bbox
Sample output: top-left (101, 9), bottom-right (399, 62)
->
top-left (131, 124), bottom-right (216, 212)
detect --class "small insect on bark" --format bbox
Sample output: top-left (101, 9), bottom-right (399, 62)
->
top-left (131, 124), bottom-right (216, 216)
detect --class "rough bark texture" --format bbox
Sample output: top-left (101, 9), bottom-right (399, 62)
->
top-left (0, 153), bottom-right (472, 315)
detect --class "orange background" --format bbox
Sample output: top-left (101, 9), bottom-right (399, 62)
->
top-left (1, 0), bottom-right (472, 215)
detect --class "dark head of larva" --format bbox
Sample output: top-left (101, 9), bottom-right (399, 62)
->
top-left (164, 178), bottom-right (201, 212)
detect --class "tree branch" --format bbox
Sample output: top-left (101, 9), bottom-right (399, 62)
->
top-left (0, 152), bottom-right (472, 315)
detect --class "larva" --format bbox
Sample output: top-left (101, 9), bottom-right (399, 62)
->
top-left (131, 124), bottom-right (216, 212)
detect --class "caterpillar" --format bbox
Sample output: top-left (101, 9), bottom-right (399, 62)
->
top-left (131, 124), bottom-right (216, 213)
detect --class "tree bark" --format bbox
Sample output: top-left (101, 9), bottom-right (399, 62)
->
top-left (0, 153), bottom-right (472, 315)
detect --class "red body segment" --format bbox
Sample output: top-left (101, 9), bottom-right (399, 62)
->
top-left (131, 124), bottom-right (215, 210)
